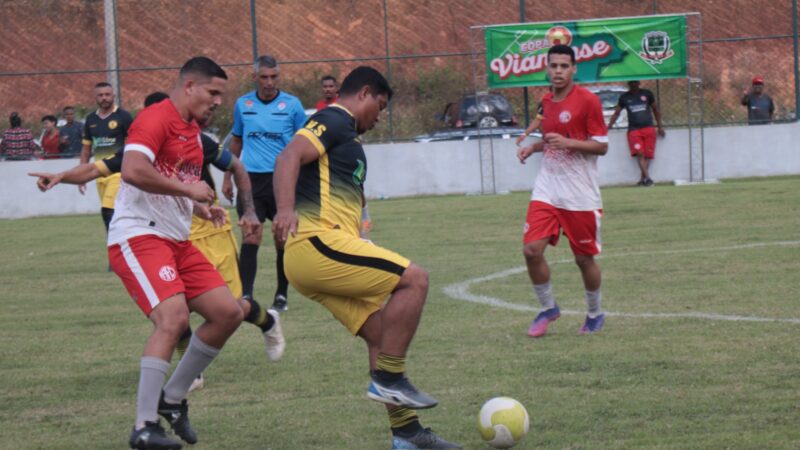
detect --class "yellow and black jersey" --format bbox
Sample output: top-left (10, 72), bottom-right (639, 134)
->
top-left (294, 105), bottom-right (365, 238)
top-left (82, 106), bottom-right (133, 159)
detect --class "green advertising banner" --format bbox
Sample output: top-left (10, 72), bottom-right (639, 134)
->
top-left (484, 15), bottom-right (687, 88)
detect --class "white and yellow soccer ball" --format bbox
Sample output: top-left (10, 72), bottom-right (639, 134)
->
top-left (478, 397), bottom-right (530, 449)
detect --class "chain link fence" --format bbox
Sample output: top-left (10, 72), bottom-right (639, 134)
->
top-left (1, 0), bottom-right (798, 151)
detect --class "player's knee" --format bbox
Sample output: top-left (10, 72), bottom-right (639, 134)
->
top-left (220, 302), bottom-right (245, 327)
top-left (243, 232), bottom-right (262, 245)
top-left (404, 264), bottom-right (429, 293)
top-left (522, 243), bottom-right (544, 261)
top-left (157, 314), bottom-right (191, 339)
top-left (574, 254), bottom-right (594, 269)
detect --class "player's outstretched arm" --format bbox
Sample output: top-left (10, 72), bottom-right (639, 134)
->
top-left (272, 134), bottom-right (321, 243)
top-left (121, 151), bottom-right (214, 202)
top-left (227, 156), bottom-right (260, 237)
top-left (29, 163), bottom-right (103, 191)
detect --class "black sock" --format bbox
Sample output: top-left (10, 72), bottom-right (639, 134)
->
top-left (239, 243), bottom-right (259, 298)
top-left (374, 369), bottom-right (403, 383)
top-left (275, 248), bottom-right (288, 298)
top-left (392, 419), bottom-right (423, 438)
top-left (243, 296), bottom-right (275, 331)
top-left (101, 207), bottom-right (114, 231)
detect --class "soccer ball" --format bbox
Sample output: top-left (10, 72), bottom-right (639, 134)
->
top-left (477, 397), bottom-right (530, 449)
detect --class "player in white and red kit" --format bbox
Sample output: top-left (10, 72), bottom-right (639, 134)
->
top-left (110, 57), bottom-right (259, 450)
top-left (517, 45), bottom-right (609, 338)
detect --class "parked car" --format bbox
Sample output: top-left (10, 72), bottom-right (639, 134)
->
top-left (587, 85), bottom-right (628, 129)
top-left (413, 92), bottom-right (525, 142)
top-left (440, 93), bottom-right (518, 129)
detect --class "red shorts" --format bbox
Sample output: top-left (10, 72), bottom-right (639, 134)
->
top-left (523, 201), bottom-right (602, 256)
top-left (627, 126), bottom-right (656, 158)
top-left (108, 234), bottom-right (227, 316)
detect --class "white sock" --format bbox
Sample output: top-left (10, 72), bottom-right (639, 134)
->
top-left (533, 281), bottom-right (556, 311)
top-left (586, 289), bottom-right (602, 318)
top-left (135, 357), bottom-right (169, 429)
top-left (163, 335), bottom-right (220, 404)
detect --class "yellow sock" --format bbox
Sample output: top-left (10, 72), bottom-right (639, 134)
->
top-left (376, 353), bottom-right (406, 374)
top-left (388, 407), bottom-right (418, 429)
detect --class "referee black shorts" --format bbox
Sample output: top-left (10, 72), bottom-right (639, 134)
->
top-left (237, 172), bottom-right (276, 223)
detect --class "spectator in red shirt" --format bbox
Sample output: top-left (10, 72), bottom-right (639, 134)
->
top-left (1, 112), bottom-right (38, 161)
top-left (40, 115), bottom-right (63, 159)
top-left (314, 75), bottom-right (339, 112)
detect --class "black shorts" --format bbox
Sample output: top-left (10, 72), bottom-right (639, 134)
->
top-left (237, 172), bottom-right (276, 223)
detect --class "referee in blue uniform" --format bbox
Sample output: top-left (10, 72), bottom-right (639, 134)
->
top-left (224, 55), bottom-right (307, 312)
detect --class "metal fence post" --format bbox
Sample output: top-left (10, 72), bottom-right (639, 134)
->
top-left (793, 0), bottom-right (799, 119)
top-left (520, 0), bottom-right (529, 127)
top-left (250, 0), bottom-right (259, 61)
top-left (383, 0), bottom-right (394, 139)
top-left (104, 0), bottom-right (122, 105)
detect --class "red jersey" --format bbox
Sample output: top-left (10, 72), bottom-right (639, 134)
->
top-left (532, 85), bottom-right (608, 211)
top-left (108, 99), bottom-right (204, 245)
top-left (41, 130), bottom-right (61, 158)
top-left (315, 96), bottom-right (338, 112)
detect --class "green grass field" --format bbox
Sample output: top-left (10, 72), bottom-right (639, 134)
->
top-left (2, 176), bottom-right (799, 449)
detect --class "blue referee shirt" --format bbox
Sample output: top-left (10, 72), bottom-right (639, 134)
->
top-left (232, 90), bottom-right (307, 173)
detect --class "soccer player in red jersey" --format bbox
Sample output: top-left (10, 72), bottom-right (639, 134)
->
top-left (107, 57), bottom-right (258, 449)
top-left (517, 45), bottom-right (609, 338)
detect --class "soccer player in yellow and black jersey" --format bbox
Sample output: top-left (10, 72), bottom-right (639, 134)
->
top-left (272, 66), bottom-right (460, 450)
top-left (80, 82), bottom-right (134, 231)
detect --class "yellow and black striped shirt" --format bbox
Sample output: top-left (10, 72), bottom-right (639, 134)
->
top-left (293, 105), bottom-right (365, 238)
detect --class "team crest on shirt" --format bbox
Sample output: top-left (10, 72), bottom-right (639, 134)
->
top-left (278, 101), bottom-right (287, 111)
top-left (559, 111), bottom-right (572, 123)
top-left (641, 95), bottom-right (647, 102)
top-left (159, 265), bottom-right (177, 282)
top-left (109, 120), bottom-right (118, 130)
top-left (245, 100), bottom-right (254, 108)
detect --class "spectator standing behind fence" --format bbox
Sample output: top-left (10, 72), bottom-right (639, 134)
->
top-left (314, 75), bottom-right (339, 112)
top-left (741, 76), bottom-right (774, 125)
top-left (1, 112), bottom-right (38, 161)
top-left (607, 80), bottom-right (665, 187)
top-left (59, 106), bottom-right (84, 157)
top-left (80, 82), bottom-right (134, 232)
top-left (40, 115), bottom-right (62, 159)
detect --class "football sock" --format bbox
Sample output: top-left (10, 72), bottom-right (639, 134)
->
top-left (100, 207), bottom-right (114, 231)
top-left (361, 205), bottom-right (371, 221)
top-left (243, 296), bottom-right (274, 332)
top-left (375, 353), bottom-right (405, 383)
top-left (586, 289), bottom-right (602, 318)
top-left (163, 335), bottom-right (220, 404)
top-left (239, 243), bottom-right (260, 298)
top-left (533, 281), bottom-right (556, 310)
top-left (275, 248), bottom-right (288, 298)
top-left (136, 357), bottom-right (169, 429)
top-left (176, 327), bottom-right (192, 359)
top-left (389, 407), bottom-right (422, 437)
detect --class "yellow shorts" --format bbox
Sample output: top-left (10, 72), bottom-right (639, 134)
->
top-left (96, 172), bottom-right (121, 209)
top-left (285, 229), bottom-right (410, 335)
top-left (191, 227), bottom-right (242, 299)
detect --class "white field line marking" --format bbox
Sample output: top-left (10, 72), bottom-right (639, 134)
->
top-left (443, 240), bottom-right (800, 324)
